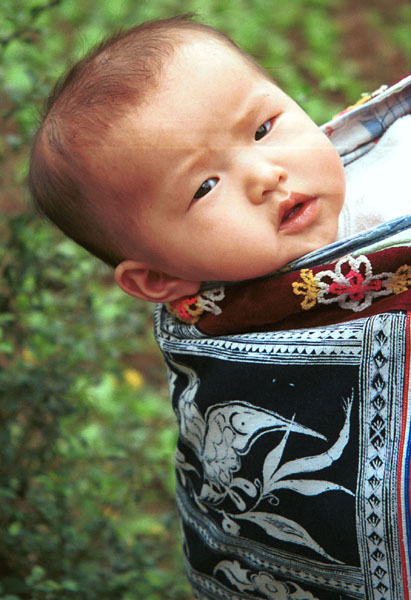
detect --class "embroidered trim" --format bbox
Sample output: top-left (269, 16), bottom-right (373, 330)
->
top-left (389, 264), bottom-right (411, 294)
top-left (332, 84), bottom-right (388, 119)
top-left (291, 268), bottom-right (320, 310)
top-left (292, 255), bottom-right (410, 312)
top-left (168, 287), bottom-right (225, 324)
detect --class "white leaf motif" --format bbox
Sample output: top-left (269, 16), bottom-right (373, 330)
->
top-left (272, 395), bottom-right (353, 484)
top-left (271, 478), bottom-right (355, 497)
top-left (228, 488), bottom-right (247, 511)
top-left (231, 477), bottom-right (258, 497)
top-left (213, 560), bottom-right (254, 592)
top-left (262, 426), bottom-right (292, 495)
top-left (198, 483), bottom-right (224, 504)
top-left (222, 515), bottom-right (240, 536)
top-left (235, 511), bottom-right (341, 563)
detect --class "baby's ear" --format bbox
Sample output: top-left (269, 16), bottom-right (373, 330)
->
top-left (114, 260), bottom-right (201, 303)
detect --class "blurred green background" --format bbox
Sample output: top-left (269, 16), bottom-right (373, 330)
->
top-left (0, 1), bottom-right (410, 598)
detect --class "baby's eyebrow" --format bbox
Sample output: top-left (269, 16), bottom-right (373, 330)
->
top-left (233, 103), bottom-right (261, 132)
top-left (232, 91), bottom-right (273, 133)
top-left (164, 145), bottom-right (211, 184)
top-left (179, 146), bottom-right (213, 177)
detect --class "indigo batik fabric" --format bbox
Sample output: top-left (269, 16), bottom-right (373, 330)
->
top-left (156, 314), bottom-right (410, 599)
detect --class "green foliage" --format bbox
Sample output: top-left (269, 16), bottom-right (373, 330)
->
top-left (0, 0), bottom-right (409, 598)
top-left (0, 214), bottom-right (189, 598)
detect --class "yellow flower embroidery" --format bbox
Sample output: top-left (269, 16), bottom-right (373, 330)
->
top-left (292, 269), bottom-right (320, 310)
top-left (388, 264), bottom-right (411, 295)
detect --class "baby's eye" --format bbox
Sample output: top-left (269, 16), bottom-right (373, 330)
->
top-left (193, 177), bottom-right (218, 200)
top-left (255, 118), bottom-right (273, 141)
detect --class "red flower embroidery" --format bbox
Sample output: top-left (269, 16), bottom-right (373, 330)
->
top-left (292, 255), bottom-right (409, 312)
top-left (168, 287), bottom-right (225, 323)
top-left (328, 270), bottom-right (383, 301)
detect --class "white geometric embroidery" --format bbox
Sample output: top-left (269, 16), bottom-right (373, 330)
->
top-left (358, 314), bottom-right (407, 600)
top-left (156, 308), bottom-right (365, 365)
top-left (198, 287), bottom-right (225, 315)
top-left (315, 255), bottom-right (393, 311)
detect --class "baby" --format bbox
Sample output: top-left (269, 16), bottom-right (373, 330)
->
top-left (30, 15), bottom-right (411, 600)
top-left (29, 15), bottom-right (345, 300)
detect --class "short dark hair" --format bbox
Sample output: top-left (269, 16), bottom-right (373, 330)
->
top-left (29, 15), bottom-right (267, 267)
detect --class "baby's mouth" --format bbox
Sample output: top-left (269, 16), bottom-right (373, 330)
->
top-left (279, 192), bottom-right (318, 232)
top-left (281, 203), bottom-right (304, 223)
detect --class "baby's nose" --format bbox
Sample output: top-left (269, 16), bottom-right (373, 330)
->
top-left (247, 159), bottom-right (287, 205)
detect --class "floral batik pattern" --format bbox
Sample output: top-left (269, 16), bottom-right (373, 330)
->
top-left (155, 306), bottom-right (411, 600)
top-left (292, 255), bottom-right (410, 312)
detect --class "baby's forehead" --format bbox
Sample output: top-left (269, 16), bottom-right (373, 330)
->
top-left (163, 31), bottom-right (270, 85)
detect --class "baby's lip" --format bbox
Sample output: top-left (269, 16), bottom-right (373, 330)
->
top-left (278, 192), bottom-right (318, 231)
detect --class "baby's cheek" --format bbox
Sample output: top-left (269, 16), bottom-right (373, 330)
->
top-left (323, 147), bottom-right (345, 188)
top-left (333, 155), bottom-right (346, 201)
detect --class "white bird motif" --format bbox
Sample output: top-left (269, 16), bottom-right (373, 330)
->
top-left (202, 402), bottom-right (326, 489)
top-left (168, 359), bottom-right (354, 562)
top-left (167, 359), bottom-right (326, 491)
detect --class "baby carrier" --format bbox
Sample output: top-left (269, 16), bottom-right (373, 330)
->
top-left (155, 76), bottom-right (411, 600)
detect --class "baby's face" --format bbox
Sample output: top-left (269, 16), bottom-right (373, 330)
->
top-left (114, 36), bottom-right (345, 283)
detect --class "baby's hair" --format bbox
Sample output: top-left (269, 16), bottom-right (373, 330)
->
top-left (29, 14), bottom-right (266, 267)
